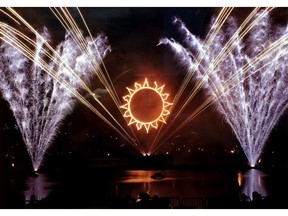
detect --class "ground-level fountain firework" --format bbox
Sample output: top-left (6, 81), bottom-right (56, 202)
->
top-left (161, 10), bottom-right (288, 167)
top-left (0, 26), bottom-right (110, 171)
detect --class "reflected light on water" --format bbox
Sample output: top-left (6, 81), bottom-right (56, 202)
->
top-left (116, 170), bottom-right (171, 196)
top-left (237, 172), bottom-right (242, 186)
top-left (117, 170), bottom-right (174, 183)
top-left (115, 170), bottom-right (232, 199)
top-left (237, 169), bottom-right (268, 199)
top-left (23, 173), bottom-right (59, 201)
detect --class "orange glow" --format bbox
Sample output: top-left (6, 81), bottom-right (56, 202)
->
top-left (237, 172), bottom-right (242, 186)
top-left (120, 78), bottom-right (172, 133)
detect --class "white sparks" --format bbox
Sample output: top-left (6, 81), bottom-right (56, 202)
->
top-left (164, 11), bottom-right (288, 167)
top-left (0, 27), bottom-right (110, 171)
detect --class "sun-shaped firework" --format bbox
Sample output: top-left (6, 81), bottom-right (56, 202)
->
top-left (120, 78), bottom-right (172, 133)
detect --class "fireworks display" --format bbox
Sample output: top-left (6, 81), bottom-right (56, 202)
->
top-left (0, 7), bottom-right (288, 171)
top-left (0, 20), bottom-right (110, 171)
top-left (1, 7), bottom-right (288, 209)
top-left (161, 9), bottom-right (288, 167)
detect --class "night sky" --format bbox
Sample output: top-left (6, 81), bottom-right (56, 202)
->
top-left (1, 7), bottom-right (288, 171)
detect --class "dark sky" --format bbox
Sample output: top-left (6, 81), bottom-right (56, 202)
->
top-left (1, 7), bottom-right (288, 170)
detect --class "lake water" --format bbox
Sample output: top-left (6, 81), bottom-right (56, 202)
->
top-left (114, 170), bottom-right (237, 198)
top-left (1, 167), bottom-right (287, 208)
top-left (21, 169), bottom-right (279, 202)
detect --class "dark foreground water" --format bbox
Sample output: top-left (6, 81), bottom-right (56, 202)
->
top-left (1, 167), bottom-right (288, 208)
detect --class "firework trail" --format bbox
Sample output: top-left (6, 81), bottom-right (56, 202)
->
top-left (160, 11), bottom-right (288, 167)
top-left (0, 27), bottom-right (110, 171)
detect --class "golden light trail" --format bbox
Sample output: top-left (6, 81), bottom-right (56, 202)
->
top-left (169, 8), bottom-right (272, 123)
top-left (174, 8), bottom-right (269, 118)
top-left (50, 7), bottom-right (121, 106)
top-left (45, 8), bottom-right (280, 155)
top-left (149, 7), bottom-right (234, 153)
top-left (120, 78), bottom-right (172, 133)
top-left (149, 8), bottom-right (275, 154)
top-left (3, 8), bottom-right (94, 94)
top-left (49, 7), bottom-right (143, 150)
top-left (212, 8), bottom-right (273, 68)
top-left (1, 7), bottom-right (244, 156)
top-left (0, 9), bottom-right (145, 154)
top-left (0, 9), bottom-right (21, 25)
top-left (171, 8), bottom-right (234, 109)
top-left (76, 7), bottom-right (120, 105)
top-left (150, 26), bottom-right (288, 154)
top-left (47, 8), bottom-right (122, 123)
top-left (1, 7), bottom-right (284, 159)
top-left (0, 26), bottom-right (143, 153)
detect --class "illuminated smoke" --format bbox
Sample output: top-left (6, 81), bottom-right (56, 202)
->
top-left (0, 27), bottom-right (110, 171)
top-left (160, 11), bottom-right (288, 166)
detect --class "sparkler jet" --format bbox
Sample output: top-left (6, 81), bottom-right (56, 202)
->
top-left (161, 9), bottom-right (288, 167)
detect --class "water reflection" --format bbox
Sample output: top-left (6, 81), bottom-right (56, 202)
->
top-left (115, 170), bottom-right (234, 198)
top-left (237, 169), bottom-right (268, 199)
top-left (20, 169), bottom-right (270, 203)
top-left (117, 170), bottom-right (175, 183)
top-left (23, 173), bottom-right (58, 201)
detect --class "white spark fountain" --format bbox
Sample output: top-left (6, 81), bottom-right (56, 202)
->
top-left (160, 11), bottom-right (288, 167)
top-left (0, 27), bottom-right (110, 171)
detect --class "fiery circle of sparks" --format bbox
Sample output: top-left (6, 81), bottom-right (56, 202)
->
top-left (120, 78), bottom-right (173, 133)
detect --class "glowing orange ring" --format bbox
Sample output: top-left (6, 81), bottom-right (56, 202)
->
top-left (120, 78), bottom-right (172, 133)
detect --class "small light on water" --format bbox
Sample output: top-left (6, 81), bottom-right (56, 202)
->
top-left (237, 172), bottom-right (242, 186)
top-left (11, 163), bottom-right (14, 167)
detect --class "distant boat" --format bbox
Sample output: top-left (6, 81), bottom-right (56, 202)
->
top-left (151, 172), bottom-right (165, 179)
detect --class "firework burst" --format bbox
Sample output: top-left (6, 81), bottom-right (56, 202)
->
top-left (0, 27), bottom-right (110, 171)
top-left (161, 10), bottom-right (288, 167)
